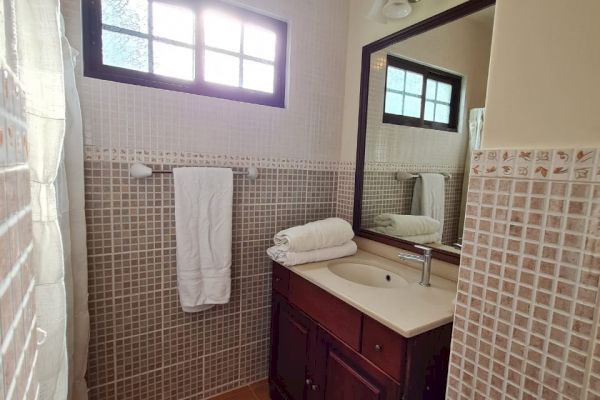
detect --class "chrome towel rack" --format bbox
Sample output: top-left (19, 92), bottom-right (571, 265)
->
top-left (130, 162), bottom-right (259, 180)
top-left (394, 171), bottom-right (451, 181)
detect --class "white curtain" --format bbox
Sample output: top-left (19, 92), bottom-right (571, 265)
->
top-left (60, 15), bottom-right (90, 399)
top-left (15, 1), bottom-right (89, 399)
top-left (458, 108), bottom-right (485, 237)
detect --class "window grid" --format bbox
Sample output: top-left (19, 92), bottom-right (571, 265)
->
top-left (382, 54), bottom-right (461, 132)
top-left (425, 80), bottom-right (452, 124)
top-left (83, 0), bottom-right (288, 107)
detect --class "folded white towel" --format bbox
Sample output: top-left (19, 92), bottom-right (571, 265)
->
top-left (273, 218), bottom-right (354, 252)
top-left (370, 227), bottom-right (440, 244)
top-left (373, 214), bottom-right (440, 236)
top-left (411, 173), bottom-right (446, 242)
top-left (267, 241), bottom-right (358, 267)
top-left (174, 167), bottom-right (233, 313)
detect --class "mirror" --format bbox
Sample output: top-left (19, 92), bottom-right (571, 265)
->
top-left (354, 1), bottom-right (496, 264)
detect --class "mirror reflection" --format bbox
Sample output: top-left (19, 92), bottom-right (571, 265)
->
top-left (360, 6), bottom-right (495, 255)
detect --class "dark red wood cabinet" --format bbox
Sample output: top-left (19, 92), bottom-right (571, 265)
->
top-left (269, 262), bottom-right (452, 400)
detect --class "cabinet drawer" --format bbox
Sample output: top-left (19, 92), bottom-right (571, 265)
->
top-left (361, 316), bottom-right (406, 382)
top-left (288, 273), bottom-right (362, 350)
top-left (272, 262), bottom-right (290, 297)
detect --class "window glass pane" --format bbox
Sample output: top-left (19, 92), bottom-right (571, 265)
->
top-left (386, 67), bottom-right (405, 92)
top-left (436, 81), bottom-right (452, 103)
top-left (242, 60), bottom-right (274, 93)
top-left (403, 95), bottom-right (421, 118)
top-left (152, 2), bottom-right (195, 44)
top-left (424, 101), bottom-right (435, 121)
top-left (204, 50), bottom-right (240, 87)
top-left (405, 71), bottom-right (423, 95)
top-left (425, 79), bottom-right (436, 100)
top-left (385, 92), bottom-right (403, 115)
top-left (243, 24), bottom-right (276, 62)
top-left (102, 29), bottom-right (148, 72)
top-left (153, 42), bottom-right (194, 80)
top-left (434, 103), bottom-right (450, 123)
top-left (203, 10), bottom-right (241, 53)
top-left (102, 0), bottom-right (148, 33)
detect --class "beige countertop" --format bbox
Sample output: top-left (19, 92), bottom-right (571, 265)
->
top-left (284, 248), bottom-right (457, 338)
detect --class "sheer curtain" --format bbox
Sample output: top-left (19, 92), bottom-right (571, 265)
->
top-left (15, 0), bottom-right (89, 398)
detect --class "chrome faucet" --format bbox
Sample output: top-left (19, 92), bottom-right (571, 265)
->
top-left (398, 245), bottom-right (432, 287)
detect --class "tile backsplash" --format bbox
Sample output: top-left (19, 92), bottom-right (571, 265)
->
top-left (447, 148), bottom-right (600, 399)
top-left (84, 146), bottom-right (344, 399)
top-left (0, 67), bottom-right (37, 400)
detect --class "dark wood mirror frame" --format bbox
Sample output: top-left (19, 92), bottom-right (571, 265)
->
top-left (353, 0), bottom-right (496, 265)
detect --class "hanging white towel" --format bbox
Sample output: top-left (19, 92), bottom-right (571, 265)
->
top-left (273, 218), bottom-right (354, 252)
top-left (411, 173), bottom-right (445, 243)
top-left (174, 167), bottom-right (233, 312)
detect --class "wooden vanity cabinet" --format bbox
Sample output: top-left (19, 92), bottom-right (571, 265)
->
top-left (269, 262), bottom-right (452, 400)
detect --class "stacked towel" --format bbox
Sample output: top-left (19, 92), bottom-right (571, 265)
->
top-left (267, 218), bottom-right (357, 266)
top-left (371, 214), bottom-right (441, 244)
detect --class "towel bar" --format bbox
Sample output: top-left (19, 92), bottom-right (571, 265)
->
top-left (394, 171), bottom-right (451, 181)
top-left (130, 162), bottom-right (259, 180)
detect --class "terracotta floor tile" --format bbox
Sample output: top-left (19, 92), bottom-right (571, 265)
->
top-left (208, 387), bottom-right (257, 400)
top-left (249, 380), bottom-right (269, 400)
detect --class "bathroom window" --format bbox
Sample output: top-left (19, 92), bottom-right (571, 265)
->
top-left (383, 55), bottom-right (461, 131)
top-left (82, 0), bottom-right (288, 107)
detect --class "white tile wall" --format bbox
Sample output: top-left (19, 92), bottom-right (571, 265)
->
top-left (61, 0), bottom-right (349, 161)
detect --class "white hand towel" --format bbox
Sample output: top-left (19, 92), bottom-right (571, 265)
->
top-left (174, 167), bottom-right (233, 313)
top-left (267, 241), bottom-right (358, 267)
top-left (373, 214), bottom-right (440, 236)
top-left (369, 227), bottom-right (439, 245)
top-left (411, 173), bottom-right (445, 243)
top-left (273, 218), bottom-right (354, 252)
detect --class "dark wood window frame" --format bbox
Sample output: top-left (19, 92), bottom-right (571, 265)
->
top-left (383, 55), bottom-right (462, 132)
top-left (82, 0), bottom-right (288, 108)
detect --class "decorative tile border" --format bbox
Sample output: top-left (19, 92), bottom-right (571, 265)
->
top-left (365, 160), bottom-right (464, 174)
top-left (84, 146), bottom-right (342, 171)
top-left (471, 148), bottom-right (600, 181)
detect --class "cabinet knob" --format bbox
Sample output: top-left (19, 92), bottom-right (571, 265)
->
top-left (374, 344), bottom-right (383, 352)
top-left (275, 277), bottom-right (281, 282)
top-left (311, 384), bottom-right (319, 391)
top-left (305, 378), bottom-right (313, 386)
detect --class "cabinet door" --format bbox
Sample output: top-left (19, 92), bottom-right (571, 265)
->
top-left (270, 294), bottom-right (316, 400)
top-left (317, 328), bottom-right (401, 400)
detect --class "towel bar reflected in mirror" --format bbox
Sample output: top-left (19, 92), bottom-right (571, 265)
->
top-left (129, 162), bottom-right (259, 180)
top-left (394, 171), bottom-right (451, 181)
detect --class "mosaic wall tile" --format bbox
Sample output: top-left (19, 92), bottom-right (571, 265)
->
top-left (84, 147), bottom-right (342, 399)
top-left (361, 168), bottom-right (465, 245)
top-left (0, 65), bottom-right (38, 400)
top-left (448, 147), bottom-right (600, 400)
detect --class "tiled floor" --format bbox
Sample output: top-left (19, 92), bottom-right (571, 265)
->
top-left (209, 380), bottom-right (269, 400)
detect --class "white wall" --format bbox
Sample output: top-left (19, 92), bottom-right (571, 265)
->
top-left (62, 0), bottom-right (349, 161)
top-left (339, 0), bottom-right (469, 162)
top-left (483, 0), bottom-right (600, 148)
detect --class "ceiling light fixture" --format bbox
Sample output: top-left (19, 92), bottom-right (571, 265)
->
top-left (368, 0), bottom-right (422, 23)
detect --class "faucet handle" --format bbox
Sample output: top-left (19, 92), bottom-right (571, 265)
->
top-left (414, 245), bottom-right (432, 255)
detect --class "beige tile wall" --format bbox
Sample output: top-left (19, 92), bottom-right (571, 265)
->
top-left (447, 148), bottom-right (600, 399)
top-left (0, 69), bottom-right (38, 399)
top-left (84, 146), bottom-right (341, 399)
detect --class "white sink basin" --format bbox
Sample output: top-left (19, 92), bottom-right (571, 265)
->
top-left (327, 261), bottom-right (409, 289)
